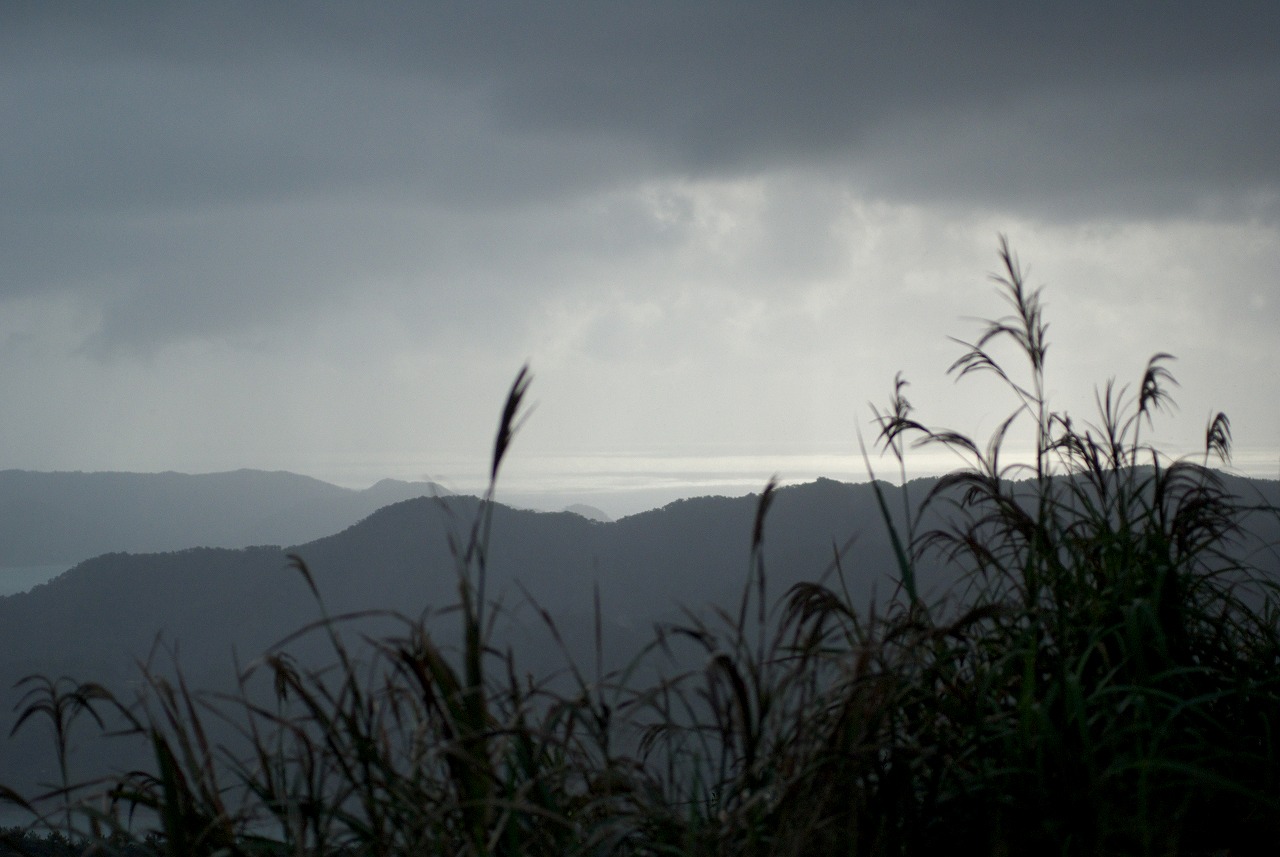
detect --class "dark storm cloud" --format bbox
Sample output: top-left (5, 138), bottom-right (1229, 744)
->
top-left (1, 2), bottom-right (1276, 354)
top-left (6, 2), bottom-right (1276, 211)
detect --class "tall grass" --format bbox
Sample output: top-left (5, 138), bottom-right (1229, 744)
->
top-left (4, 240), bottom-right (1278, 856)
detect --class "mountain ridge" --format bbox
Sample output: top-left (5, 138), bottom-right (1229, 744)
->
top-left (0, 468), bottom-right (451, 567)
top-left (0, 471), bottom-right (1275, 802)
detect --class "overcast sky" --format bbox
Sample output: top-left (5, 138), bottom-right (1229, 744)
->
top-left (2, 2), bottom-right (1277, 515)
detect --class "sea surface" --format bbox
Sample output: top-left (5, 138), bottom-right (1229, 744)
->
top-left (321, 445), bottom-right (1280, 520)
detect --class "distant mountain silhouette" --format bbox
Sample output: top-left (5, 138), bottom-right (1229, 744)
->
top-left (0, 472), bottom-right (1275, 802)
top-left (562, 503), bottom-right (613, 522)
top-left (0, 469), bottom-right (449, 567)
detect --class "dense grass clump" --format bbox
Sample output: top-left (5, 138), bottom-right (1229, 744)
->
top-left (4, 240), bottom-right (1278, 856)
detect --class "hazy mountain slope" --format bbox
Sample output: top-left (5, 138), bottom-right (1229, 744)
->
top-left (0, 479), bottom-right (910, 798)
top-left (0, 473), bottom-right (1275, 804)
top-left (0, 469), bottom-right (447, 566)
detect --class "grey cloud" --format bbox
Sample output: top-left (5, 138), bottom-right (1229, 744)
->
top-left (59, 190), bottom-right (695, 356)
top-left (0, 56), bottom-right (641, 217)
top-left (5, 3), bottom-right (1277, 215)
top-left (3, 2), bottom-right (1277, 357)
